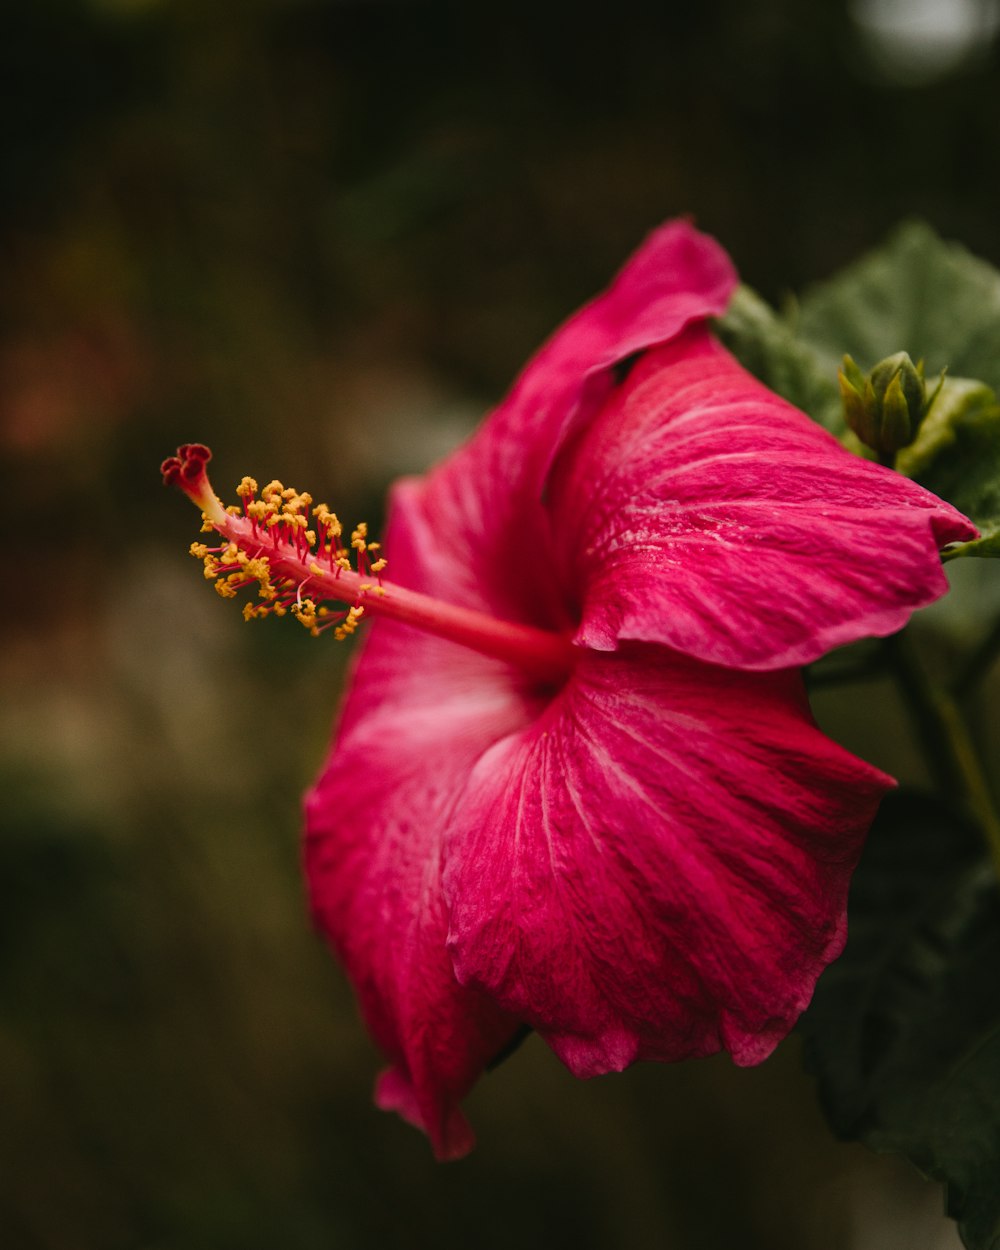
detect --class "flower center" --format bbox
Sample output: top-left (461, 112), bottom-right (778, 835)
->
top-left (161, 443), bottom-right (577, 682)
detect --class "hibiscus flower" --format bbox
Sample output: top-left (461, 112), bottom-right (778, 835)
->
top-left (163, 220), bottom-right (975, 1161)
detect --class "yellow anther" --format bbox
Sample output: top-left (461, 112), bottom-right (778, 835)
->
top-left (305, 529), bottom-right (316, 546)
top-left (370, 558), bottom-right (387, 573)
top-left (203, 556), bottom-right (220, 579)
top-left (225, 505), bottom-right (241, 515)
top-left (309, 561), bottom-right (322, 576)
top-left (236, 476), bottom-right (258, 499)
top-left (313, 505), bottom-right (343, 541)
top-left (200, 513), bottom-right (215, 533)
top-left (189, 542), bottom-right (209, 559)
top-left (293, 597), bottom-right (318, 629)
top-left (333, 603), bottom-right (365, 641)
top-left (243, 602), bottom-right (258, 621)
top-left (215, 578), bottom-right (238, 599)
top-left (247, 500), bottom-right (273, 523)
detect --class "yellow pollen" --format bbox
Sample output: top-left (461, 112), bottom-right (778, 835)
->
top-left (333, 604), bottom-right (364, 641)
top-left (183, 467), bottom-right (386, 645)
top-left (246, 500), bottom-right (273, 523)
top-left (292, 597), bottom-right (318, 629)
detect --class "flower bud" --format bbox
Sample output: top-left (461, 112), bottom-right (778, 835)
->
top-left (838, 351), bottom-right (937, 456)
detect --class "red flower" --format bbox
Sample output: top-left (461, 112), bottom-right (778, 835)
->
top-left (164, 221), bottom-right (975, 1160)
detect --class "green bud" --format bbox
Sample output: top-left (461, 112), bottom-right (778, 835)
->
top-left (838, 350), bottom-right (939, 456)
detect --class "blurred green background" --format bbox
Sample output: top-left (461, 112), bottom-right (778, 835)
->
top-left (3, 2), bottom-right (1000, 1247)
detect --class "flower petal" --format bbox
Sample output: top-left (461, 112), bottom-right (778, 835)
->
top-left (304, 488), bottom-right (534, 1159)
top-left (406, 221), bottom-right (736, 629)
top-left (443, 644), bottom-right (893, 1075)
top-left (548, 327), bottom-right (977, 669)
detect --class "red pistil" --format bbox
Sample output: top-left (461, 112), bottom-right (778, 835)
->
top-left (162, 444), bottom-right (576, 683)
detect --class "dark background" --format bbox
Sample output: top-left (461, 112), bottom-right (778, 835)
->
top-left (3, 2), bottom-right (999, 1247)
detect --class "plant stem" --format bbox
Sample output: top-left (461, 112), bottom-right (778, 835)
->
top-left (885, 630), bottom-right (1000, 879)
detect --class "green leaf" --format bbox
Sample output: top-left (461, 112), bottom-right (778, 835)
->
top-left (796, 221), bottom-right (1000, 396)
top-left (801, 792), bottom-right (1000, 1250)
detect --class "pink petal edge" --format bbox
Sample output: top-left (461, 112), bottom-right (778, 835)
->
top-left (547, 328), bottom-right (976, 670)
top-left (443, 645), bottom-right (893, 1076)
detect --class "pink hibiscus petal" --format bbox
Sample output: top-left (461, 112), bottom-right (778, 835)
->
top-left (546, 327), bottom-right (977, 670)
top-left (443, 644), bottom-right (893, 1075)
top-left (475, 217), bottom-right (737, 490)
top-left (305, 487), bottom-right (536, 1160)
top-left (408, 221), bottom-right (736, 628)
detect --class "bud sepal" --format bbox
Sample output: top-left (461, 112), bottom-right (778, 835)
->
top-left (838, 351), bottom-right (943, 458)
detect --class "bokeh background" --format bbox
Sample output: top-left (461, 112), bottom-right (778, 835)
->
top-left (3, 2), bottom-right (1000, 1247)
